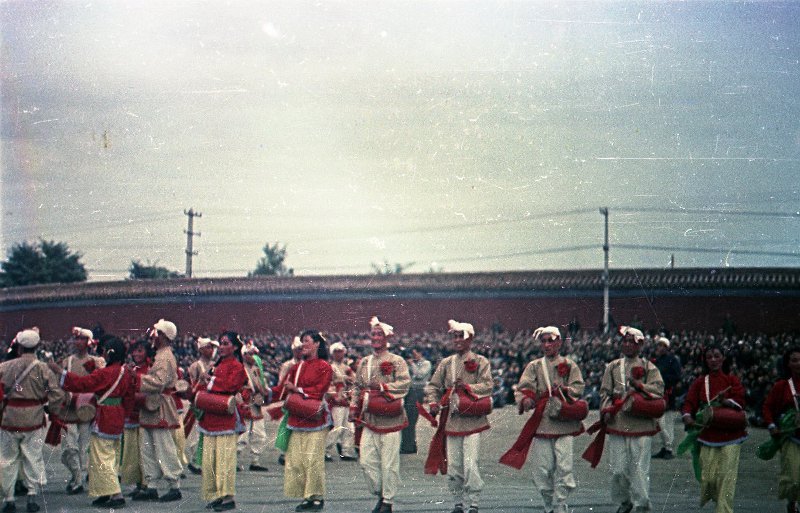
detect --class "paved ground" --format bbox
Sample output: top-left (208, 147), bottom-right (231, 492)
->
top-left (23, 408), bottom-right (787, 513)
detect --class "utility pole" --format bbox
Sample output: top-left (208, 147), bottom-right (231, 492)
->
top-left (599, 207), bottom-right (610, 334)
top-left (184, 208), bottom-right (202, 278)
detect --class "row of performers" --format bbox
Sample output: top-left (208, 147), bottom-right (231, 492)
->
top-left (0, 320), bottom-right (798, 513)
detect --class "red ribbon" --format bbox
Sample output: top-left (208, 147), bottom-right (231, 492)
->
top-left (581, 396), bottom-right (626, 468)
top-left (424, 389), bottom-right (452, 475)
top-left (44, 415), bottom-right (67, 447)
top-left (416, 401), bottom-right (438, 428)
top-left (183, 408), bottom-right (196, 437)
top-left (498, 396), bottom-right (547, 469)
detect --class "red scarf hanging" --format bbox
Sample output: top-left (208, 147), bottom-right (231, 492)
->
top-left (423, 388), bottom-right (452, 475)
top-left (499, 394), bottom-right (547, 469)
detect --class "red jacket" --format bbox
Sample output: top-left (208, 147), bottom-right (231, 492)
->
top-left (762, 376), bottom-right (800, 439)
top-left (125, 363), bottom-right (150, 428)
top-left (682, 371), bottom-right (748, 445)
top-left (62, 363), bottom-right (134, 438)
top-left (272, 358), bottom-right (332, 431)
top-left (198, 357), bottom-right (248, 434)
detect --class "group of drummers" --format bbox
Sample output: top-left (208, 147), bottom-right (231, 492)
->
top-left (0, 318), bottom-right (798, 513)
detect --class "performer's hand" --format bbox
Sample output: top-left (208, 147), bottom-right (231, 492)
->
top-left (629, 378), bottom-right (643, 390)
top-left (284, 382), bottom-right (298, 394)
top-left (454, 378), bottom-right (466, 391)
top-left (429, 403), bottom-right (440, 417)
top-left (520, 397), bottom-right (535, 412)
top-left (602, 411), bottom-right (613, 424)
top-left (682, 415), bottom-right (695, 428)
top-left (721, 399), bottom-right (740, 410)
top-left (368, 378), bottom-right (382, 391)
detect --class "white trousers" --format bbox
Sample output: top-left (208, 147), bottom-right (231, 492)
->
top-left (237, 417), bottom-right (268, 466)
top-left (359, 430), bottom-right (400, 504)
top-left (608, 434), bottom-right (652, 511)
top-left (0, 428), bottom-right (46, 501)
top-left (656, 411), bottom-right (676, 452)
top-left (447, 433), bottom-right (484, 508)
top-left (325, 406), bottom-right (356, 458)
top-left (61, 422), bottom-right (91, 484)
top-left (139, 428), bottom-right (182, 490)
top-left (531, 436), bottom-right (576, 513)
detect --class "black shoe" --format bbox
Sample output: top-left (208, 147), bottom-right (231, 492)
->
top-left (107, 498), bottom-right (125, 509)
top-left (24, 500), bottom-right (38, 513)
top-left (788, 501), bottom-right (799, 513)
top-left (278, 454), bottom-right (285, 466)
top-left (616, 502), bottom-right (634, 513)
top-left (1, 502), bottom-right (14, 513)
top-left (467, 508), bottom-right (478, 513)
top-left (450, 505), bottom-right (464, 513)
top-left (340, 455), bottom-right (357, 461)
top-left (66, 484), bottom-right (84, 495)
top-left (652, 447), bottom-right (668, 459)
top-left (249, 464), bottom-right (269, 472)
top-left (377, 504), bottom-right (392, 513)
top-left (158, 489), bottom-right (182, 503)
top-left (371, 498), bottom-right (384, 513)
top-left (213, 501), bottom-right (235, 512)
top-left (131, 488), bottom-right (158, 501)
top-left (296, 499), bottom-right (324, 512)
top-left (324, 455), bottom-right (333, 462)
top-left (206, 498), bottom-right (223, 510)
top-left (126, 486), bottom-right (143, 497)
top-left (188, 463), bottom-right (202, 475)
top-left (14, 482), bottom-right (28, 497)
top-left (91, 496), bottom-right (111, 506)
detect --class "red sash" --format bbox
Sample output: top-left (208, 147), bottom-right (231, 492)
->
top-left (423, 388), bottom-right (452, 475)
top-left (581, 396), bottom-right (626, 468)
top-left (499, 391), bottom-right (547, 469)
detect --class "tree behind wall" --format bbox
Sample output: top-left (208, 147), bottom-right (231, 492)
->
top-left (128, 260), bottom-right (183, 280)
top-left (0, 240), bottom-right (87, 287)
top-left (249, 242), bottom-right (294, 277)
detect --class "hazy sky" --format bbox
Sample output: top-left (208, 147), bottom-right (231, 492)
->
top-left (2, 0), bottom-right (798, 281)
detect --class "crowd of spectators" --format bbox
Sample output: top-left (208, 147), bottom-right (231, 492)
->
top-left (6, 322), bottom-right (796, 427)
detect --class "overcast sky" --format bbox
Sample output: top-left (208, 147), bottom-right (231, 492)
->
top-left (2, 0), bottom-right (798, 281)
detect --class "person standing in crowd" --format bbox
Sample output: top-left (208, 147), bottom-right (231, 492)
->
top-left (350, 317), bottom-right (410, 513)
top-left (272, 330), bottom-right (332, 513)
top-left (120, 340), bottom-right (150, 496)
top-left (276, 337), bottom-right (304, 466)
top-left (762, 345), bottom-right (800, 513)
top-left (652, 336), bottom-right (682, 460)
top-left (425, 319), bottom-right (493, 513)
top-left (401, 348), bottom-right (431, 455)
top-left (185, 336), bottom-right (218, 474)
top-left (237, 340), bottom-right (270, 472)
top-left (197, 331), bottom-right (248, 512)
top-left (326, 342), bottom-right (357, 461)
top-left (48, 336), bottom-right (134, 508)
top-left (682, 343), bottom-right (748, 513)
top-left (600, 326), bottom-right (664, 513)
top-left (512, 326), bottom-right (585, 513)
top-left (132, 319), bottom-right (183, 503)
top-left (59, 326), bottom-right (106, 495)
top-left (0, 329), bottom-right (64, 513)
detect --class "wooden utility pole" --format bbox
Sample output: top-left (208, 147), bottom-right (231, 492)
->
top-left (599, 207), bottom-right (609, 334)
top-left (184, 208), bottom-right (202, 278)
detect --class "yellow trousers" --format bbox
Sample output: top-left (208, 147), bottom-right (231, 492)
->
top-left (201, 434), bottom-right (238, 501)
top-left (699, 444), bottom-right (741, 513)
top-left (779, 441), bottom-right (800, 501)
top-left (120, 427), bottom-right (142, 486)
top-left (173, 417), bottom-right (188, 468)
top-left (284, 429), bottom-right (327, 499)
top-left (88, 435), bottom-right (121, 498)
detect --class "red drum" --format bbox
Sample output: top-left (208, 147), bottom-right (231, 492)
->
top-left (285, 393), bottom-right (324, 420)
top-left (545, 396), bottom-right (589, 421)
top-left (623, 393), bottom-right (666, 419)
top-left (366, 394), bottom-right (404, 417)
top-left (194, 391), bottom-right (235, 415)
top-left (453, 391), bottom-right (493, 417)
top-left (704, 406), bottom-right (747, 431)
top-left (61, 393), bottom-right (97, 422)
top-left (266, 400), bottom-right (285, 421)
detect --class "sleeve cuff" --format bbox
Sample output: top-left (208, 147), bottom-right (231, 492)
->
top-left (206, 376), bottom-right (215, 391)
top-left (767, 423), bottom-right (777, 430)
top-left (60, 369), bottom-right (68, 387)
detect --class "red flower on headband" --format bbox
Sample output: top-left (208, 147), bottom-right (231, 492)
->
top-left (83, 359), bottom-right (96, 373)
top-left (380, 361), bottom-right (394, 376)
top-left (631, 366), bottom-right (645, 380)
top-left (556, 362), bottom-right (570, 377)
top-left (464, 359), bottom-right (479, 373)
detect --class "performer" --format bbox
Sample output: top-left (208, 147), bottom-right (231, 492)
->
top-left (401, 348), bottom-right (431, 455)
top-left (652, 336), bottom-right (682, 460)
top-left (59, 326), bottom-right (106, 495)
top-left (509, 326), bottom-right (585, 513)
top-left (425, 320), bottom-right (493, 513)
top-left (131, 319), bottom-right (183, 503)
top-left (197, 331), bottom-right (248, 512)
top-left (172, 366), bottom-right (189, 475)
top-left (237, 340), bottom-right (271, 472)
top-left (325, 342), bottom-right (357, 461)
top-left (0, 329), bottom-right (65, 513)
top-left (682, 343), bottom-right (748, 513)
top-left (48, 336), bottom-right (135, 508)
top-left (599, 326), bottom-right (664, 513)
top-left (762, 345), bottom-right (800, 513)
top-left (185, 336), bottom-right (218, 474)
top-left (272, 330), bottom-right (332, 513)
top-left (120, 340), bottom-right (150, 495)
top-left (349, 317), bottom-right (410, 513)
top-left (276, 337), bottom-right (304, 466)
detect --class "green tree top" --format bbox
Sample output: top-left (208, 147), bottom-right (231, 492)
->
top-left (249, 242), bottom-right (294, 277)
top-left (128, 260), bottom-right (183, 280)
top-left (0, 240), bottom-right (87, 287)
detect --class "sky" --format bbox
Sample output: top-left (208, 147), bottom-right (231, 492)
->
top-left (1, 0), bottom-right (798, 282)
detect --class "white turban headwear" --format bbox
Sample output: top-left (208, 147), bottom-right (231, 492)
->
top-left (197, 337), bottom-right (219, 349)
top-left (532, 326), bottom-right (561, 341)
top-left (15, 329), bottom-right (41, 349)
top-left (369, 316), bottom-right (394, 336)
top-left (447, 319), bottom-right (475, 339)
top-left (620, 326), bottom-right (645, 343)
top-left (153, 319), bottom-right (178, 341)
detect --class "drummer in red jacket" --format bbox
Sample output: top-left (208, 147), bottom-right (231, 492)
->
top-left (49, 335), bottom-right (135, 509)
top-left (682, 343), bottom-right (748, 513)
top-left (196, 331), bottom-right (248, 512)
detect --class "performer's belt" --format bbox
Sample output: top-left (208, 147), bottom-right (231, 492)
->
top-left (99, 398), bottom-right (123, 406)
top-left (6, 398), bottom-right (47, 407)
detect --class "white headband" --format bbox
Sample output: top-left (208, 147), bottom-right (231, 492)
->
top-left (620, 326), bottom-right (645, 343)
top-left (533, 326), bottom-right (561, 341)
top-left (197, 337), bottom-right (219, 349)
top-left (447, 319), bottom-right (475, 339)
top-left (370, 316), bottom-right (394, 336)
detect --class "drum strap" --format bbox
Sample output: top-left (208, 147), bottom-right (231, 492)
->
top-left (540, 358), bottom-right (553, 397)
top-left (9, 360), bottom-right (40, 395)
top-left (66, 356), bottom-right (73, 373)
top-left (362, 356), bottom-right (372, 416)
top-left (620, 359), bottom-right (626, 392)
top-left (97, 367), bottom-right (126, 404)
top-left (789, 379), bottom-right (799, 411)
top-left (704, 376), bottom-right (711, 405)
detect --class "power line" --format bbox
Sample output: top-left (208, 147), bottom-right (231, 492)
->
top-left (615, 244), bottom-right (800, 259)
top-left (616, 207), bottom-right (800, 219)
